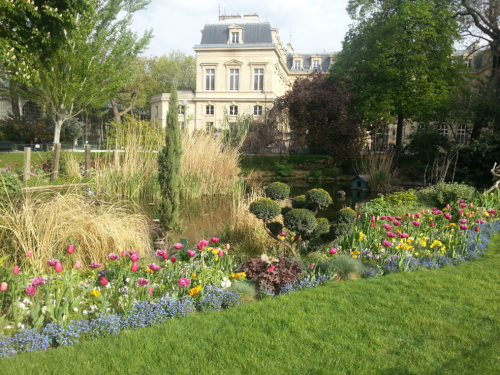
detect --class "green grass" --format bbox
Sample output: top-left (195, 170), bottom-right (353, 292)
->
top-left (1, 235), bottom-right (500, 374)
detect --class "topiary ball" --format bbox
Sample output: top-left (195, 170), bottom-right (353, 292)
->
top-left (265, 182), bottom-right (290, 201)
top-left (266, 221), bottom-right (283, 236)
top-left (284, 208), bottom-right (317, 236)
top-left (337, 207), bottom-right (357, 224)
top-left (249, 198), bottom-right (281, 222)
top-left (292, 195), bottom-right (307, 209)
top-left (329, 222), bottom-right (353, 240)
top-left (305, 188), bottom-right (333, 211)
top-left (0, 172), bottom-right (21, 206)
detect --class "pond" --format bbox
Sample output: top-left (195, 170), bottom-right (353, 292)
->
top-left (144, 180), bottom-right (377, 245)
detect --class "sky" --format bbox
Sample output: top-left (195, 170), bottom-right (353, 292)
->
top-left (130, 0), bottom-right (354, 57)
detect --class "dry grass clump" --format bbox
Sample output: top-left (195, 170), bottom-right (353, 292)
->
top-left (0, 191), bottom-right (151, 272)
top-left (355, 154), bottom-right (399, 192)
top-left (181, 131), bottom-right (242, 198)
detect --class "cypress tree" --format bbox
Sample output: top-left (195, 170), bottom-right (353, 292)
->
top-left (158, 88), bottom-right (182, 234)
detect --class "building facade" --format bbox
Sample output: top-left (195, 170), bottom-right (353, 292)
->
top-left (150, 13), bottom-right (335, 133)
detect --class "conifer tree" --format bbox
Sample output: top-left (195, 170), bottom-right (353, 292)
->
top-left (158, 88), bottom-right (182, 234)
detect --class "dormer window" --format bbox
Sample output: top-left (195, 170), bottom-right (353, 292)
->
top-left (228, 24), bottom-right (243, 44)
top-left (292, 55), bottom-right (303, 70)
top-left (312, 60), bottom-right (320, 69)
top-left (311, 55), bottom-right (322, 70)
top-left (294, 60), bottom-right (301, 69)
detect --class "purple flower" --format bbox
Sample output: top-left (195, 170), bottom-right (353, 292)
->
top-left (47, 259), bottom-right (60, 267)
top-left (26, 284), bottom-right (37, 296)
top-left (108, 253), bottom-right (119, 260)
top-left (136, 278), bottom-right (150, 286)
top-left (31, 276), bottom-right (45, 286)
top-left (89, 263), bottom-right (102, 269)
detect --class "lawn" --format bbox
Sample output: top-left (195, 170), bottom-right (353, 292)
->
top-left (1, 234), bottom-right (499, 374)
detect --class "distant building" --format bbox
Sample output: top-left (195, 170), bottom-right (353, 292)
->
top-left (150, 13), bottom-right (335, 134)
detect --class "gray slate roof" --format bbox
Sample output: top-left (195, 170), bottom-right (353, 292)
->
top-left (286, 54), bottom-right (333, 72)
top-left (200, 23), bottom-right (273, 45)
top-left (352, 175), bottom-right (371, 183)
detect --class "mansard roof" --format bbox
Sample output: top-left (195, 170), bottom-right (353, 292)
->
top-left (286, 53), bottom-right (333, 72)
top-left (199, 22), bottom-right (273, 45)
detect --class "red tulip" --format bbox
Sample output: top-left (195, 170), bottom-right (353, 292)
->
top-left (67, 244), bottom-right (75, 254)
top-left (0, 282), bottom-right (7, 291)
top-left (162, 253), bottom-right (168, 260)
top-left (55, 262), bottom-right (63, 273)
top-left (474, 226), bottom-right (479, 232)
top-left (26, 251), bottom-right (33, 258)
top-left (131, 262), bottom-right (139, 272)
top-left (430, 222), bottom-right (435, 227)
top-left (170, 256), bottom-right (177, 263)
top-left (100, 276), bottom-right (109, 286)
top-left (13, 266), bottom-right (20, 275)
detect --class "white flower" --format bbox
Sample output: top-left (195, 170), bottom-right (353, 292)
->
top-left (221, 277), bottom-right (231, 288)
top-left (17, 302), bottom-right (27, 310)
top-left (17, 323), bottom-right (25, 329)
top-left (73, 307), bottom-right (78, 312)
top-left (4, 325), bottom-right (12, 329)
top-left (82, 310), bottom-right (88, 315)
top-left (125, 278), bottom-right (130, 283)
top-left (41, 305), bottom-right (47, 313)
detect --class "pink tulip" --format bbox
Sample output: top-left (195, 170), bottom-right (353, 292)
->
top-left (387, 216), bottom-right (394, 222)
top-left (412, 221), bottom-right (421, 227)
top-left (55, 262), bottom-right (63, 273)
top-left (386, 232), bottom-right (395, 238)
top-left (393, 221), bottom-right (401, 226)
top-left (460, 199), bottom-right (464, 203)
top-left (226, 243), bottom-right (230, 250)
top-left (31, 277), bottom-right (45, 286)
top-left (381, 215), bottom-right (387, 220)
top-left (47, 259), bottom-right (59, 267)
top-left (100, 277), bottom-right (109, 286)
top-left (187, 250), bottom-right (196, 257)
top-left (210, 237), bottom-right (220, 243)
top-left (200, 240), bottom-right (209, 247)
top-left (446, 204), bottom-right (450, 209)
top-left (371, 216), bottom-right (375, 222)
top-left (170, 256), bottom-right (176, 263)
top-left (137, 278), bottom-right (150, 286)
top-left (459, 219), bottom-right (467, 224)
top-left (131, 262), bottom-right (139, 272)
top-left (357, 215), bottom-right (361, 219)
top-left (269, 265), bottom-right (276, 273)
top-left (89, 263), bottom-right (101, 269)
top-left (174, 243), bottom-right (184, 250)
top-left (459, 224), bottom-right (468, 230)
top-left (415, 213), bottom-right (421, 218)
top-left (148, 263), bottom-right (160, 271)
top-left (177, 277), bottom-right (191, 287)
top-left (121, 250), bottom-right (127, 257)
top-left (218, 250), bottom-right (223, 257)
top-left (0, 282), bottom-right (7, 291)
top-left (444, 213), bottom-right (452, 220)
top-left (398, 233), bottom-right (409, 239)
top-left (75, 261), bottom-right (82, 269)
top-left (329, 248), bottom-right (337, 255)
top-left (430, 222), bottom-right (435, 227)
top-left (460, 203), bottom-right (467, 208)
top-left (383, 223), bottom-right (393, 231)
top-left (310, 263), bottom-right (314, 270)
top-left (26, 284), bottom-right (37, 296)
top-left (148, 287), bottom-right (153, 294)
top-left (108, 253), bottom-right (119, 260)
top-left (27, 251), bottom-right (33, 258)
top-left (197, 243), bottom-right (204, 250)
top-left (67, 244), bottom-right (75, 254)
top-left (459, 209), bottom-right (464, 215)
top-left (469, 203), bottom-right (473, 208)
top-left (130, 253), bottom-right (140, 262)
top-left (155, 249), bottom-right (166, 257)
top-left (382, 240), bottom-right (392, 247)
top-left (396, 216), bottom-right (402, 221)
top-left (162, 253), bottom-right (168, 260)
top-left (13, 266), bottom-right (20, 275)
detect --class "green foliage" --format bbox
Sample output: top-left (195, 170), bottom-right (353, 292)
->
top-left (218, 108), bottom-right (253, 149)
top-left (265, 182), bottom-right (290, 201)
top-left (305, 189), bottom-right (333, 211)
top-left (329, 223), bottom-right (354, 241)
top-left (229, 280), bottom-right (256, 301)
top-left (416, 183), bottom-right (477, 207)
top-left (0, 172), bottom-right (21, 206)
top-left (60, 119), bottom-right (83, 143)
top-left (281, 207), bottom-right (292, 216)
top-left (318, 255), bottom-right (363, 281)
top-left (283, 209), bottom-right (317, 237)
top-left (362, 197), bottom-right (395, 216)
top-left (291, 195), bottom-right (308, 209)
top-left (337, 208), bottom-right (357, 224)
top-left (242, 256), bottom-right (302, 293)
top-left (158, 89), bottom-right (182, 233)
top-left (306, 237), bottom-right (328, 254)
top-left (314, 218), bottom-right (330, 236)
top-left (403, 127), bottom-right (451, 174)
top-left (275, 162), bottom-right (293, 177)
top-left (249, 198), bottom-right (281, 222)
top-left (384, 190), bottom-right (418, 208)
top-left (266, 222), bottom-right (283, 236)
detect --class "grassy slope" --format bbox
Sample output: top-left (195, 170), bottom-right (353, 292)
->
top-left (1, 235), bottom-right (500, 375)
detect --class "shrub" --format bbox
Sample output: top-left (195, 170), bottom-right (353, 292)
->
top-left (58, 151), bottom-right (81, 178)
top-left (229, 280), bottom-right (256, 301)
top-left (305, 236), bottom-right (327, 253)
top-left (305, 188), bottom-right (333, 211)
top-left (249, 198), bottom-right (281, 222)
top-left (337, 207), bottom-right (357, 224)
top-left (242, 256), bottom-right (302, 293)
top-left (329, 222), bottom-right (353, 240)
top-left (362, 197), bottom-right (394, 216)
top-left (314, 217), bottom-right (330, 235)
top-left (284, 209), bottom-right (317, 237)
top-left (275, 162), bottom-right (293, 177)
top-left (265, 182), bottom-right (290, 201)
top-left (0, 172), bottom-right (21, 206)
top-left (416, 183), bottom-right (477, 207)
top-left (384, 189), bottom-right (418, 207)
top-left (281, 206), bottom-right (292, 216)
top-left (266, 222), bottom-right (283, 235)
top-left (319, 255), bottom-right (363, 281)
top-left (292, 195), bottom-right (308, 209)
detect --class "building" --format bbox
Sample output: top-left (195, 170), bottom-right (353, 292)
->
top-left (150, 13), bottom-right (335, 133)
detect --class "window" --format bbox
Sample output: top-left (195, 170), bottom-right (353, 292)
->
top-left (206, 105), bottom-right (214, 115)
top-left (312, 60), bottom-right (320, 69)
top-left (438, 124), bottom-right (448, 137)
top-left (229, 105), bottom-right (238, 115)
top-left (178, 105), bottom-right (184, 115)
top-left (253, 69), bottom-right (264, 91)
top-left (253, 105), bottom-right (262, 116)
top-left (294, 60), bottom-right (301, 69)
top-left (231, 32), bottom-right (239, 43)
top-left (229, 69), bottom-right (239, 91)
top-left (458, 124), bottom-right (468, 145)
top-left (206, 122), bottom-right (214, 131)
top-left (205, 69), bottom-right (215, 91)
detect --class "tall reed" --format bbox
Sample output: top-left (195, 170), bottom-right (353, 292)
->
top-left (355, 154), bottom-right (398, 192)
top-left (92, 116), bottom-right (164, 202)
top-left (0, 191), bottom-right (151, 273)
top-left (180, 131), bottom-right (242, 198)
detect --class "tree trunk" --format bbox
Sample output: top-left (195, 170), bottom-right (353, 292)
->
top-left (396, 113), bottom-right (404, 149)
top-left (53, 119), bottom-right (63, 144)
top-left (9, 80), bottom-right (21, 122)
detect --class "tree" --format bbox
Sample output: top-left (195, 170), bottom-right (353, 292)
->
top-left (21, 0), bottom-right (152, 143)
top-left (455, 0), bottom-right (500, 139)
top-left (331, 0), bottom-right (463, 149)
top-left (157, 89), bottom-right (182, 235)
top-left (278, 73), bottom-right (365, 165)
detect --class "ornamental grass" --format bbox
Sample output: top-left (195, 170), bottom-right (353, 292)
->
top-left (0, 191), bottom-right (151, 273)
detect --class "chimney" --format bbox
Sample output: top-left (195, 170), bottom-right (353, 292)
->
top-left (219, 14), bottom-right (241, 21)
top-left (243, 13), bottom-right (259, 20)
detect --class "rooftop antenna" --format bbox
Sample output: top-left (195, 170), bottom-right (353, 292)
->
top-left (223, 1), bottom-right (226, 15)
top-left (289, 30), bottom-right (292, 44)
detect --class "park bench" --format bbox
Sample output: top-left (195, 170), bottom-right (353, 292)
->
top-left (0, 141), bottom-right (13, 152)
